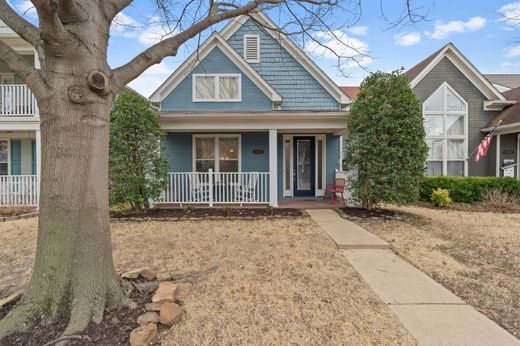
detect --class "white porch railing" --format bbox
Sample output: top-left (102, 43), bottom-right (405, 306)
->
top-left (0, 85), bottom-right (38, 117)
top-left (157, 170), bottom-right (270, 206)
top-left (0, 175), bottom-right (39, 207)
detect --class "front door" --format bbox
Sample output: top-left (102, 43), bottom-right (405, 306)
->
top-left (293, 137), bottom-right (315, 197)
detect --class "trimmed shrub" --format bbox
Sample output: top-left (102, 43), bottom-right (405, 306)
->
top-left (431, 188), bottom-right (452, 207)
top-left (420, 177), bottom-right (520, 203)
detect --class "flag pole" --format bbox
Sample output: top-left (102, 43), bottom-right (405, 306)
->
top-left (466, 120), bottom-right (502, 161)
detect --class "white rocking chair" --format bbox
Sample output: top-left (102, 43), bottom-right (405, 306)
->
top-left (235, 173), bottom-right (259, 203)
top-left (188, 173), bottom-right (210, 203)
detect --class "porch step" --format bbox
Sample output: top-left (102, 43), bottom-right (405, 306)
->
top-left (306, 209), bottom-right (390, 250)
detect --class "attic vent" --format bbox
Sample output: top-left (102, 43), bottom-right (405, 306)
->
top-left (244, 35), bottom-right (260, 63)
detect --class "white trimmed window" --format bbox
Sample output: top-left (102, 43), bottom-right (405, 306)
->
top-left (0, 140), bottom-right (8, 175)
top-left (192, 74), bottom-right (241, 102)
top-left (423, 82), bottom-right (467, 176)
top-left (244, 35), bottom-right (260, 63)
top-left (194, 135), bottom-right (240, 172)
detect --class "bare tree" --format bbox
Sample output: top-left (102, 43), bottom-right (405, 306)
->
top-left (0, 0), bottom-right (426, 340)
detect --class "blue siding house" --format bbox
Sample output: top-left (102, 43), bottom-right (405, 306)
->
top-left (150, 12), bottom-right (350, 206)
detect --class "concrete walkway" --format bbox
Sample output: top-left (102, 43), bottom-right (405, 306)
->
top-left (307, 209), bottom-right (520, 346)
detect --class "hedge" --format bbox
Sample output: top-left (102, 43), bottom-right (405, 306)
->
top-left (419, 176), bottom-right (520, 203)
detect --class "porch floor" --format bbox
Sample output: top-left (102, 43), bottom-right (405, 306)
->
top-left (278, 198), bottom-right (345, 209)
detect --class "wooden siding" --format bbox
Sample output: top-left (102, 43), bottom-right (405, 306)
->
top-left (227, 18), bottom-right (340, 111)
top-left (412, 57), bottom-right (501, 176)
top-left (160, 48), bottom-right (273, 112)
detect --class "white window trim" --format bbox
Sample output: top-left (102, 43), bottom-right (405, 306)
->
top-left (243, 34), bottom-right (260, 63)
top-left (192, 134), bottom-right (242, 172)
top-left (192, 74), bottom-right (242, 102)
top-left (282, 134), bottom-right (326, 197)
top-left (0, 139), bottom-right (10, 176)
top-left (423, 82), bottom-right (469, 176)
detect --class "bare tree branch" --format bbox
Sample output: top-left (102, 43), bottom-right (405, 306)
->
top-left (0, 0), bottom-right (40, 47)
top-left (102, 0), bottom-right (134, 21)
top-left (30, 0), bottom-right (69, 42)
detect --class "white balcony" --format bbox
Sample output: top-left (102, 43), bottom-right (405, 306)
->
top-left (0, 175), bottom-right (39, 206)
top-left (0, 85), bottom-right (38, 117)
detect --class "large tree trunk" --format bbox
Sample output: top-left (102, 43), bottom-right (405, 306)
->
top-left (0, 6), bottom-right (130, 339)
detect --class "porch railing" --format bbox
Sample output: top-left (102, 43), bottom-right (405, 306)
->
top-left (0, 85), bottom-right (38, 117)
top-left (0, 175), bottom-right (39, 207)
top-left (157, 170), bottom-right (270, 206)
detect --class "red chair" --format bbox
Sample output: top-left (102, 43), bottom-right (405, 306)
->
top-left (323, 178), bottom-right (347, 204)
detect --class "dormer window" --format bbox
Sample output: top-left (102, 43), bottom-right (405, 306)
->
top-left (193, 74), bottom-right (241, 102)
top-left (244, 35), bottom-right (260, 63)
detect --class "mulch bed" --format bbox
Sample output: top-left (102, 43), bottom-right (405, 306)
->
top-left (0, 290), bottom-right (158, 346)
top-left (112, 207), bottom-right (302, 219)
top-left (415, 201), bottom-right (520, 213)
top-left (339, 207), bottom-right (404, 220)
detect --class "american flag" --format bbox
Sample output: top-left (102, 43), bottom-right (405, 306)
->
top-left (474, 125), bottom-right (498, 162)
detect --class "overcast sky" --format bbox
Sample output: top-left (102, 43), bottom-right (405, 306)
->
top-left (8, 0), bottom-right (520, 96)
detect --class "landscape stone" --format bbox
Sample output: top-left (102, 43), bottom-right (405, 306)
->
top-left (156, 273), bottom-right (172, 281)
top-left (137, 312), bottom-right (159, 326)
top-left (151, 281), bottom-right (177, 303)
top-left (139, 269), bottom-right (156, 281)
top-left (159, 302), bottom-right (183, 326)
top-left (145, 302), bottom-right (163, 312)
top-left (174, 282), bottom-right (193, 301)
top-left (129, 323), bottom-right (158, 346)
top-left (121, 269), bottom-right (143, 279)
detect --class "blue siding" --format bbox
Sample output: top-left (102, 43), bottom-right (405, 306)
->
top-left (227, 19), bottom-right (340, 111)
top-left (242, 132), bottom-right (269, 172)
top-left (161, 48), bottom-right (273, 111)
top-left (163, 133), bottom-right (193, 172)
top-left (326, 134), bottom-right (340, 186)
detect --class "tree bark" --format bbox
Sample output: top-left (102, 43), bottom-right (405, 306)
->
top-left (0, 4), bottom-right (131, 339)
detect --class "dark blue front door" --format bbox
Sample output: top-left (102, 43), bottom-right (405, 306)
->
top-left (293, 137), bottom-right (315, 197)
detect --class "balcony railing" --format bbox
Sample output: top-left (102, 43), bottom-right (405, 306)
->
top-left (156, 170), bottom-right (270, 206)
top-left (0, 175), bottom-right (39, 207)
top-left (0, 85), bottom-right (38, 117)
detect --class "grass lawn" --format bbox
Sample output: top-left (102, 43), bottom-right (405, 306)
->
top-left (0, 216), bottom-right (415, 345)
top-left (353, 205), bottom-right (520, 339)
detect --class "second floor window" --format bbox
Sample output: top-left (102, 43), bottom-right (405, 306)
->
top-left (193, 74), bottom-right (241, 102)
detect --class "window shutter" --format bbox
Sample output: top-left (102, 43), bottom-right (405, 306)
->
top-left (244, 35), bottom-right (260, 63)
top-left (10, 139), bottom-right (21, 175)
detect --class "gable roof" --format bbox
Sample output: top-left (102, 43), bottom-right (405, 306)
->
top-left (340, 86), bottom-right (360, 101)
top-left (150, 32), bottom-right (282, 104)
top-left (220, 12), bottom-right (351, 106)
top-left (503, 86), bottom-right (520, 101)
top-left (405, 43), bottom-right (506, 101)
top-left (484, 74), bottom-right (520, 90)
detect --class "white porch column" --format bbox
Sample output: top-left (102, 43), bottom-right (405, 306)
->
top-left (269, 129), bottom-right (278, 207)
top-left (496, 134), bottom-right (501, 177)
top-left (35, 129), bottom-right (41, 208)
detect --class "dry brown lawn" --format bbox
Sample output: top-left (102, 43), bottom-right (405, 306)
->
top-left (354, 206), bottom-right (520, 339)
top-left (0, 216), bottom-right (415, 345)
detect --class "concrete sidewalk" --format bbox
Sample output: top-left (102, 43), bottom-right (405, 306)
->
top-left (307, 209), bottom-right (520, 346)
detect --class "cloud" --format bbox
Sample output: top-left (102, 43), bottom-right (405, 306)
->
top-left (498, 2), bottom-right (520, 27)
top-left (306, 30), bottom-right (373, 69)
top-left (504, 44), bottom-right (520, 58)
top-left (111, 12), bottom-right (141, 38)
top-left (348, 26), bottom-right (368, 36)
top-left (15, 0), bottom-right (37, 18)
top-left (128, 61), bottom-right (176, 97)
top-left (138, 23), bottom-right (177, 46)
top-left (501, 61), bottom-right (520, 68)
top-left (394, 32), bottom-right (421, 46)
top-left (425, 16), bottom-right (487, 39)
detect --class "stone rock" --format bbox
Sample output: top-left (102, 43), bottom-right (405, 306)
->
top-left (156, 273), bottom-right (172, 281)
top-left (139, 269), bottom-right (156, 281)
top-left (174, 283), bottom-right (193, 301)
top-left (121, 269), bottom-right (143, 279)
top-left (145, 302), bottom-right (163, 312)
top-left (151, 281), bottom-right (177, 303)
top-left (159, 302), bottom-right (183, 326)
top-left (129, 323), bottom-right (158, 346)
top-left (137, 312), bottom-right (159, 326)
top-left (0, 290), bottom-right (23, 308)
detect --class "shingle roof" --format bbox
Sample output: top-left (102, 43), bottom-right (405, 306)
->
top-left (404, 44), bottom-right (448, 82)
top-left (484, 74), bottom-right (520, 89)
top-left (340, 86), bottom-right (360, 101)
top-left (502, 86), bottom-right (520, 101)
top-left (484, 86), bottom-right (520, 129)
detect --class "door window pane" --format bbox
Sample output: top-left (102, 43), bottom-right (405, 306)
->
top-left (219, 76), bottom-right (239, 100)
top-left (317, 139), bottom-right (323, 190)
top-left (447, 140), bottom-right (464, 160)
top-left (446, 115), bottom-right (464, 136)
top-left (426, 162), bottom-right (443, 176)
top-left (424, 87), bottom-right (443, 112)
top-left (447, 161), bottom-right (464, 176)
top-left (424, 115), bottom-right (443, 136)
top-left (194, 76), bottom-right (216, 100)
top-left (427, 139), bottom-right (443, 160)
top-left (284, 140), bottom-right (291, 190)
top-left (297, 140), bottom-right (312, 191)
